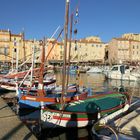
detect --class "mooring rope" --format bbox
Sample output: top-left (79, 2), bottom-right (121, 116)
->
top-left (92, 123), bottom-right (119, 140)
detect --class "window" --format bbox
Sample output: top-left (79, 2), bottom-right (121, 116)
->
top-left (111, 66), bottom-right (118, 71)
top-left (0, 48), bottom-right (4, 54)
top-left (125, 65), bottom-right (129, 69)
top-left (0, 47), bottom-right (9, 55)
top-left (14, 41), bottom-right (17, 46)
top-left (60, 51), bottom-right (63, 55)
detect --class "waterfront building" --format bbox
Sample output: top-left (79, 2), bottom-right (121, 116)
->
top-left (108, 37), bottom-right (140, 64)
top-left (3, 29), bottom-right (140, 67)
top-left (0, 29), bottom-right (41, 69)
top-left (0, 30), bottom-right (11, 63)
top-left (129, 40), bottom-right (140, 63)
top-left (47, 36), bottom-right (106, 65)
top-left (85, 36), bottom-right (102, 42)
top-left (70, 36), bottom-right (106, 64)
top-left (122, 33), bottom-right (140, 41)
top-left (108, 38), bottom-right (130, 64)
top-left (46, 39), bottom-right (63, 64)
top-left (10, 33), bottom-right (24, 64)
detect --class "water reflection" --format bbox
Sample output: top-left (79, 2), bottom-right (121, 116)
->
top-left (56, 72), bottom-right (140, 97)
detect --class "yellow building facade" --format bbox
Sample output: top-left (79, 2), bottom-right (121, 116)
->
top-left (70, 37), bottom-right (106, 64)
top-left (122, 33), bottom-right (140, 41)
top-left (129, 40), bottom-right (140, 62)
top-left (45, 39), bottom-right (63, 62)
top-left (48, 36), bottom-right (106, 64)
top-left (0, 30), bottom-right (11, 63)
top-left (108, 38), bottom-right (130, 64)
top-left (0, 29), bottom-right (41, 69)
top-left (108, 38), bottom-right (140, 64)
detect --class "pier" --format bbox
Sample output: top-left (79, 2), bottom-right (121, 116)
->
top-left (0, 97), bottom-right (37, 140)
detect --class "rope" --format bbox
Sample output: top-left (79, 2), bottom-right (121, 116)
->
top-left (92, 124), bottom-right (119, 140)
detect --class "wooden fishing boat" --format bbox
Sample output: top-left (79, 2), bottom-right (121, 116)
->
top-left (40, 0), bottom-right (130, 129)
top-left (18, 84), bottom-right (88, 109)
top-left (41, 92), bottom-right (130, 128)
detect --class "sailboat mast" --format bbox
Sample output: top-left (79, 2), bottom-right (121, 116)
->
top-left (11, 48), bottom-right (14, 72)
top-left (30, 40), bottom-right (35, 85)
top-left (37, 38), bottom-right (45, 96)
top-left (61, 0), bottom-right (70, 105)
top-left (66, 13), bottom-right (73, 88)
top-left (16, 46), bottom-right (19, 72)
top-left (22, 30), bottom-right (26, 70)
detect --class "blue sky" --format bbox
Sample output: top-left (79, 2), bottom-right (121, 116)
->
top-left (0, 0), bottom-right (140, 42)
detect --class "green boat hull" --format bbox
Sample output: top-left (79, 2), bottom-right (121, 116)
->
top-left (41, 92), bottom-right (130, 128)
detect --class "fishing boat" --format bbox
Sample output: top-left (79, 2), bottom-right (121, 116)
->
top-left (41, 92), bottom-right (130, 128)
top-left (18, 84), bottom-right (87, 109)
top-left (40, 0), bottom-right (131, 129)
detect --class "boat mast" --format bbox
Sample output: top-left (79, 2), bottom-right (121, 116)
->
top-left (11, 48), bottom-right (14, 72)
top-left (16, 45), bottom-right (19, 73)
top-left (37, 38), bottom-right (45, 96)
top-left (22, 30), bottom-right (26, 70)
top-left (61, 0), bottom-right (70, 107)
top-left (30, 40), bottom-right (35, 85)
top-left (66, 13), bottom-right (73, 88)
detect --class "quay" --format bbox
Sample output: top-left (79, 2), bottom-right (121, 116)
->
top-left (0, 97), bottom-right (37, 140)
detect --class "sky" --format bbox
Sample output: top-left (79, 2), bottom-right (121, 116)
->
top-left (0, 0), bottom-right (140, 42)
